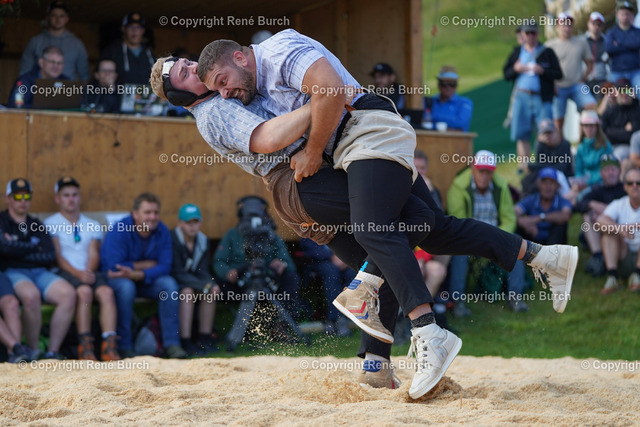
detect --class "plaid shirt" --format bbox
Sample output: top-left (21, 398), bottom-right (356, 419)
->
top-left (252, 29), bottom-right (363, 152)
top-left (471, 178), bottom-right (498, 226)
top-left (190, 95), bottom-right (304, 177)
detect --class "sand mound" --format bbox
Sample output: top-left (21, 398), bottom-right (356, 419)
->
top-left (0, 355), bottom-right (638, 425)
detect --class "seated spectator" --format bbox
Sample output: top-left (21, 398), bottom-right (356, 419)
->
top-left (0, 178), bottom-right (76, 360)
top-left (600, 78), bottom-right (640, 159)
top-left (629, 131), bottom-right (640, 169)
top-left (414, 149), bottom-right (443, 210)
top-left (515, 168), bottom-right (573, 246)
top-left (447, 150), bottom-right (528, 314)
top-left (546, 12), bottom-right (597, 134)
top-left (171, 204), bottom-right (220, 356)
top-left (44, 177), bottom-right (120, 361)
top-left (596, 81), bottom-right (620, 116)
top-left (604, 1), bottom-right (640, 89)
top-left (101, 193), bottom-right (186, 359)
top-left (100, 12), bottom-right (155, 84)
top-left (576, 155), bottom-right (626, 277)
top-left (82, 59), bottom-right (121, 114)
top-left (522, 119), bottom-right (574, 198)
top-left (369, 62), bottom-right (405, 109)
top-left (0, 272), bottom-right (29, 363)
top-left (596, 165), bottom-right (640, 294)
top-left (503, 21), bottom-right (563, 173)
top-left (213, 196), bottom-right (303, 321)
top-left (575, 110), bottom-right (613, 187)
top-left (298, 238), bottom-right (353, 337)
top-left (19, 1), bottom-right (89, 81)
top-left (584, 12), bottom-right (608, 101)
top-left (424, 66), bottom-right (473, 132)
top-left (8, 46), bottom-right (69, 108)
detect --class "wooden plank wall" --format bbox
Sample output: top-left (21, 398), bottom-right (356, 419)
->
top-left (0, 110), bottom-right (473, 239)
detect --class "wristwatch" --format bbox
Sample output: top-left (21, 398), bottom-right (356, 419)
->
top-left (539, 212), bottom-right (546, 221)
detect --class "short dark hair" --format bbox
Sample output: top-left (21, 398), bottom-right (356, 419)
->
top-left (42, 46), bottom-right (64, 58)
top-left (414, 149), bottom-right (429, 163)
top-left (197, 39), bottom-right (244, 81)
top-left (133, 192), bottom-right (161, 211)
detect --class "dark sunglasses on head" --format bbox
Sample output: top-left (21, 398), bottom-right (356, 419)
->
top-left (438, 81), bottom-right (457, 88)
top-left (625, 181), bottom-right (640, 187)
top-left (12, 193), bottom-right (32, 201)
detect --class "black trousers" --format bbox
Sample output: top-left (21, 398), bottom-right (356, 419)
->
top-left (297, 166), bottom-right (523, 359)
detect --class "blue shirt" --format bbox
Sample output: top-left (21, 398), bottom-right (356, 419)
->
top-left (605, 25), bottom-right (640, 72)
top-left (8, 69), bottom-right (70, 108)
top-left (428, 93), bottom-right (473, 131)
top-left (515, 45), bottom-right (543, 93)
top-left (100, 215), bottom-right (173, 285)
top-left (516, 193), bottom-right (572, 241)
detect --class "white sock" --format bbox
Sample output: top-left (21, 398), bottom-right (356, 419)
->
top-left (353, 270), bottom-right (384, 288)
top-left (365, 353), bottom-right (389, 363)
top-left (102, 331), bottom-right (116, 339)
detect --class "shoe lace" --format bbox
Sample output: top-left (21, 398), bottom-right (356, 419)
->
top-left (365, 285), bottom-right (381, 315)
top-left (389, 366), bottom-right (402, 387)
top-left (407, 335), bottom-right (428, 372)
top-left (531, 266), bottom-right (549, 290)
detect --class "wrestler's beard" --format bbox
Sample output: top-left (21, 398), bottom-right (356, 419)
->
top-left (237, 66), bottom-right (257, 105)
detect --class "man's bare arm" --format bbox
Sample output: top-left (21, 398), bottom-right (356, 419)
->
top-left (249, 103), bottom-right (312, 153)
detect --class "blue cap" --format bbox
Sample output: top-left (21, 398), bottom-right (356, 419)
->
top-left (178, 203), bottom-right (202, 221)
top-left (538, 167), bottom-right (558, 182)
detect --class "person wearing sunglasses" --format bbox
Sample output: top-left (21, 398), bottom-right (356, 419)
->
top-left (43, 177), bottom-right (120, 361)
top-left (8, 46), bottom-right (70, 109)
top-left (424, 66), bottom-right (473, 132)
top-left (0, 178), bottom-right (76, 360)
top-left (596, 166), bottom-right (640, 294)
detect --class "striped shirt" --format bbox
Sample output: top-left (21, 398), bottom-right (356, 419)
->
top-left (190, 94), bottom-right (304, 177)
top-left (471, 179), bottom-right (498, 227)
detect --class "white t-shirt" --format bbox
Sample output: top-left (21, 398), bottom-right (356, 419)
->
top-left (44, 213), bottom-right (103, 270)
top-left (602, 196), bottom-right (640, 251)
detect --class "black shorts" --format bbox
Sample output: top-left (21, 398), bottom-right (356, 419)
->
top-left (56, 270), bottom-right (109, 289)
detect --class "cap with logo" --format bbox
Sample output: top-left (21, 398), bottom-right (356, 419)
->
top-left (122, 12), bottom-right (145, 27)
top-left (178, 203), bottom-right (202, 222)
top-left (600, 153), bottom-right (620, 169)
top-left (473, 150), bottom-right (497, 171)
top-left (54, 176), bottom-right (80, 193)
top-left (617, 1), bottom-right (637, 13)
top-left (6, 178), bottom-right (32, 196)
top-left (538, 119), bottom-right (556, 134)
top-left (589, 11), bottom-right (605, 22)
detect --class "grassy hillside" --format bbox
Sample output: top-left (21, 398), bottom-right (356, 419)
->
top-left (422, 0), bottom-right (546, 92)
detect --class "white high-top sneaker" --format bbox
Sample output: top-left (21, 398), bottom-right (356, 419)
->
top-left (528, 244), bottom-right (578, 313)
top-left (407, 323), bottom-right (462, 399)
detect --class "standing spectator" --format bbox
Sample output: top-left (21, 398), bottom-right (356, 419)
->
top-left (100, 12), bottom-right (155, 84)
top-left (44, 177), bottom-right (120, 361)
top-left (19, 1), bottom-right (89, 81)
top-left (0, 272), bottom-right (30, 363)
top-left (298, 238), bottom-right (353, 337)
top-left (101, 193), bottom-right (186, 359)
top-left (601, 78), bottom-right (640, 160)
top-left (425, 66), bottom-right (473, 132)
top-left (575, 110), bottom-right (613, 187)
top-left (82, 59), bottom-right (121, 114)
top-left (503, 21), bottom-right (563, 173)
top-left (546, 12), bottom-right (597, 134)
top-left (584, 12), bottom-right (608, 100)
top-left (369, 62), bottom-right (405, 109)
top-left (171, 204), bottom-right (220, 356)
top-left (0, 178), bottom-right (76, 360)
top-left (604, 1), bottom-right (640, 89)
top-left (8, 46), bottom-right (69, 109)
top-left (576, 154), bottom-right (626, 277)
top-left (447, 150), bottom-right (528, 314)
top-left (596, 166), bottom-right (640, 294)
top-left (515, 168), bottom-right (573, 246)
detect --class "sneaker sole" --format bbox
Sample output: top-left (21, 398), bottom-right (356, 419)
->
top-left (332, 299), bottom-right (394, 343)
top-left (555, 246), bottom-right (578, 313)
top-left (409, 335), bottom-right (462, 399)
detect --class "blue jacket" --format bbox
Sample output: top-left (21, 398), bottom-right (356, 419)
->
top-left (605, 25), bottom-right (640, 72)
top-left (100, 215), bottom-right (173, 285)
top-left (426, 94), bottom-right (473, 131)
top-left (8, 69), bottom-right (70, 108)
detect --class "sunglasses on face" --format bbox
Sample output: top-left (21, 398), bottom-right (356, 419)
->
top-left (625, 181), bottom-right (640, 187)
top-left (438, 81), bottom-right (457, 88)
top-left (12, 193), bottom-right (32, 201)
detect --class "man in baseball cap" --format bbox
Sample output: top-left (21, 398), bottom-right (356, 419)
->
top-left (605, 1), bottom-right (640, 90)
top-left (585, 12), bottom-right (607, 99)
top-left (369, 62), bottom-right (405, 109)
